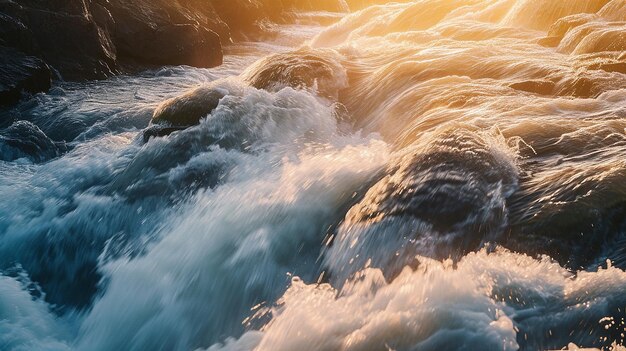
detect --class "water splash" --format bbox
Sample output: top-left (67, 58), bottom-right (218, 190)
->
top-left (2, 1), bottom-right (626, 350)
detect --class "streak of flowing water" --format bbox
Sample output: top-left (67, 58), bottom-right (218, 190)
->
top-left (1, 2), bottom-right (626, 351)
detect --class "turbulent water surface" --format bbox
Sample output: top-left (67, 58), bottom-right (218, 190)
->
top-left (2, 1), bottom-right (626, 350)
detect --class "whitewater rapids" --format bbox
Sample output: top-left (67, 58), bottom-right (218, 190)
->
top-left (1, 1), bottom-right (626, 350)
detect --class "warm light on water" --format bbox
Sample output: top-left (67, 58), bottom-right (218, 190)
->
top-left (1, 1), bottom-right (626, 350)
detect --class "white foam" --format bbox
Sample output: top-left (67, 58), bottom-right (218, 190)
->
top-left (0, 276), bottom-right (72, 351)
top-left (75, 87), bottom-right (390, 351)
top-left (206, 249), bottom-right (626, 351)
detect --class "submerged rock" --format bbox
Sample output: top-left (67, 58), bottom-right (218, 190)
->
top-left (0, 47), bottom-right (51, 106)
top-left (0, 120), bottom-right (65, 162)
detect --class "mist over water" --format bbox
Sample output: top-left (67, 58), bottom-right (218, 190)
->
top-left (1, 1), bottom-right (626, 351)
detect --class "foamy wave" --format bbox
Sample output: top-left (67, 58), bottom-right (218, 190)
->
top-left (0, 276), bottom-right (71, 351)
top-left (74, 85), bottom-right (390, 350)
top-left (208, 249), bottom-right (626, 351)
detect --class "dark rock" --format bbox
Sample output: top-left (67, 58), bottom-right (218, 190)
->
top-left (0, 12), bottom-right (37, 53)
top-left (14, 0), bottom-right (93, 15)
top-left (121, 23), bottom-right (222, 68)
top-left (0, 0), bottom-right (226, 81)
top-left (151, 84), bottom-right (227, 127)
top-left (0, 120), bottom-right (65, 162)
top-left (101, 0), bottom-right (223, 68)
top-left (242, 48), bottom-right (345, 99)
top-left (325, 130), bottom-right (519, 282)
top-left (0, 0), bottom-right (348, 84)
top-left (0, 46), bottom-right (51, 106)
top-left (211, 0), bottom-right (267, 36)
top-left (0, 1), bottom-right (117, 80)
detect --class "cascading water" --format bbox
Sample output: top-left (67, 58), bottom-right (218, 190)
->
top-left (1, 1), bottom-right (626, 350)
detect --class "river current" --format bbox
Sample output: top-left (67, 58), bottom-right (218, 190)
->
top-left (1, 2), bottom-right (626, 350)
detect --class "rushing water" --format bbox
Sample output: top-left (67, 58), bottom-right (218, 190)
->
top-left (1, 1), bottom-right (626, 351)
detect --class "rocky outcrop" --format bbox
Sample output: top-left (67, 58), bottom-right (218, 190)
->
top-left (0, 0), bottom-right (221, 82)
top-left (97, 0), bottom-right (224, 69)
top-left (0, 0), bottom-right (351, 106)
top-left (0, 1), bottom-right (117, 80)
top-left (0, 47), bottom-right (51, 106)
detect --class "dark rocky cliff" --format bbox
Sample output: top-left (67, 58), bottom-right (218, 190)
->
top-left (0, 0), bottom-right (349, 106)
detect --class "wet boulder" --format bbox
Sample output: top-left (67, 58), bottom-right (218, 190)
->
top-left (0, 120), bottom-right (65, 162)
top-left (145, 83), bottom-right (229, 141)
top-left (151, 84), bottom-right (228, 127)
top-left (537, 36), bottom-right (562, 47)
top-left (596, 61), bottom-right (626, 74)
top-left (0, 47), bottom-right (51, 106)
top-left (325, 130), bottom-right (519, 282)
top-left (210, 0), bottom-right (347, 37)
top-left (241, 48), bottom-right (346, 99)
